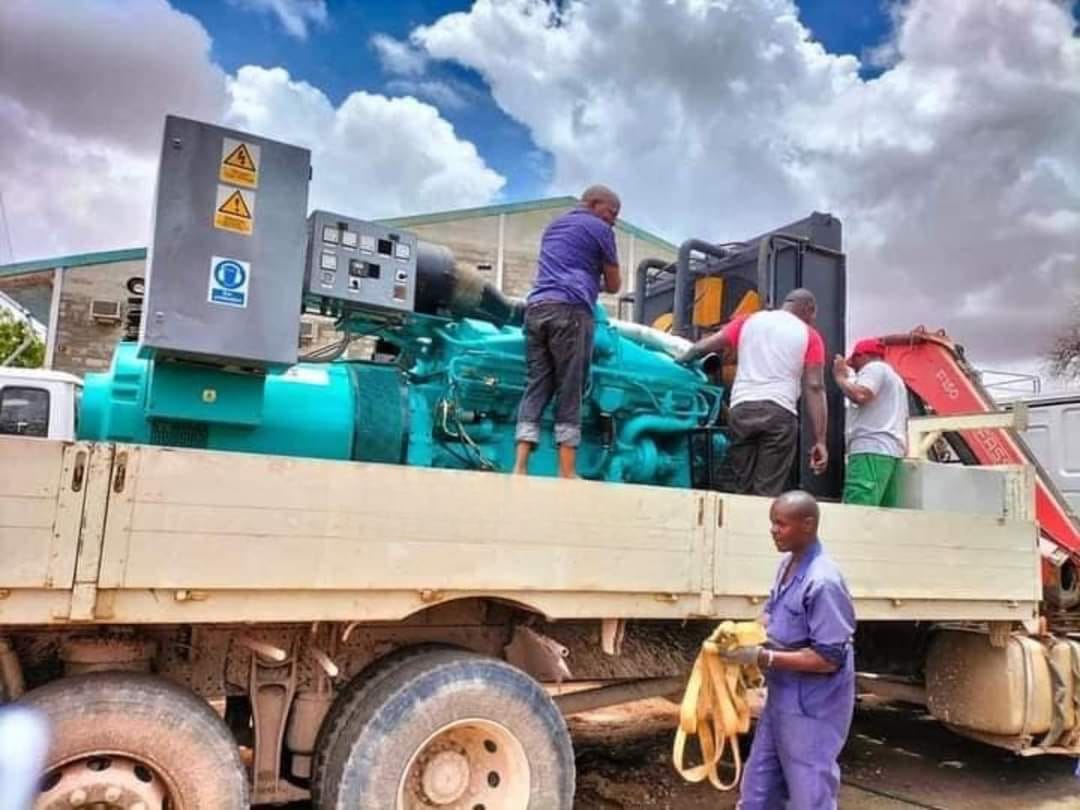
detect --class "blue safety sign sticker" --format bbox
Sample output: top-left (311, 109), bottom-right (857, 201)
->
top-left (208, 256), bottom-right (251, 308)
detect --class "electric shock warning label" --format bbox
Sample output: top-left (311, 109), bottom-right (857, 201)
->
top-left (220, 138), bottom-right (260, 188)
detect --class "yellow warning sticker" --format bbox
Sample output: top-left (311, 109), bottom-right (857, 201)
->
top-left (220, 138), bottom-right (260, 189)
top-left (213, 184), bottom-right (256, 236)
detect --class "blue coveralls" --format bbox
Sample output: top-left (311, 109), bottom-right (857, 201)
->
top-left (738, 540), bottom-right (856, 810)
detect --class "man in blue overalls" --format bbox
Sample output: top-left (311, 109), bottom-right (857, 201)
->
top-left (721, 490), bottom-right (856, 809)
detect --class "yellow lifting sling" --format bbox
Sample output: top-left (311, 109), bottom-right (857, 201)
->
top-left (673, 620), bottom-right (767, 791)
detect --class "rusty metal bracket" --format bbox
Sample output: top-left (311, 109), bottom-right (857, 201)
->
top-left (504, 625), bottom-right (571, 682)
top-left (601, 618), bottom-right (626, 657)
top-left (248, 642), bottom-right (299, 804)
top-left (988, 621), bottom-right (1013, 648)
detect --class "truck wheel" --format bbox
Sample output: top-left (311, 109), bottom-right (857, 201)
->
top-left (311, 644), bottom-right (463, 804)
top-left (317, 650), bottom-right (574, 809)
top-left (25, 672), bottom-right (247, 809)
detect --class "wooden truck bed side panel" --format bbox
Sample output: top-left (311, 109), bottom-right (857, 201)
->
top-left (0, 438), bottom-right (87, 589)
top-left (715, 495), bottom-right (1040, 620)
top-left (0, 439), bottom-right (1042, 624)
top-left (98, 444), bottom-right (708, 594)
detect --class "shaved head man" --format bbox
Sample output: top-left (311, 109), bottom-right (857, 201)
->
top-left (679, 288), bottom-right (829, 495)
top-left (718, 490), bottom-right (856, 810)
top-left (580, 185), bottom-right (621, 225)
top-left (771, 489), bottom-right (820, 541)
top-left (514, 186), bottom-right (622, 478)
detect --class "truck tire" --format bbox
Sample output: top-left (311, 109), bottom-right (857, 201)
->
top-left (317, 650), bottom-right (575, 809)
top-left (311, 643), bottom-right (463, 804)
top-left (24, 672), bottom-right (247, 809)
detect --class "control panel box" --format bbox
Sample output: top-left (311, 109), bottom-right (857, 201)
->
top-left (304, 211), bottom-right (418, 314)
top-left (139, 115), bottom-right (311, 368)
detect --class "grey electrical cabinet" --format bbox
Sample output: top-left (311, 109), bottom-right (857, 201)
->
top-left (139, 115), bottom-right (312, 368)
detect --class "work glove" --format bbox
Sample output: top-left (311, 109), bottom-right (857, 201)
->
top-left (716, 644), bottom-right (762, 668)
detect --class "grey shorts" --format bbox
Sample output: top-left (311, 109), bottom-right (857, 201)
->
top-left (515, 302), bottom-right (595, 448)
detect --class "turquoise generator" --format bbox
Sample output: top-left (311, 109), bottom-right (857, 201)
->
top-left (77, 118), bottom-right (728, 487)
top-left (80, 290), bottom-right (728, 487)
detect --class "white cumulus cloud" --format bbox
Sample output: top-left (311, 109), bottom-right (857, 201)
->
top-left (225, 66), bottom-right (504, 217)
top-left (373, 33), bottom-right (479, 111)
top-left (0, 0), bottom-right (227, 258)
top-left (372, 33), bottom-right (429, 76)
top-left (0, 0), bottom-right (504, 259)
top-left (229, 0), bottom-right (327, 39)
top-left (385, 78), bottom-right (476, 110)
top-left (414, 0), bottom-right (1080, 374)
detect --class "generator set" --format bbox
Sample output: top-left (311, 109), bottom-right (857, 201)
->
top-left (81, 261), bottom-right (727, 487)
top-left (78, 116), bottom-right (846, 494)
top-left (78, 117), bottom-right (738, 488)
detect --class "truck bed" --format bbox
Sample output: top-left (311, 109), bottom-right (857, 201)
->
top-left (0, 438), bottom-right (1040, 626)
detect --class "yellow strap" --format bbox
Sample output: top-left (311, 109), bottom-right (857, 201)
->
top-left (672, 620), bottom-right (766, 791)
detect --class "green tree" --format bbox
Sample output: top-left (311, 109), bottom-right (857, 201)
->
top-left (0, 308), bottom-right (45, 368)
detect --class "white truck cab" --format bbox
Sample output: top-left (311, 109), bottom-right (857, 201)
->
top-left (0, 367), bottom-right (82, 441)
top-left (1018, 392), bottom-right (1080, 515)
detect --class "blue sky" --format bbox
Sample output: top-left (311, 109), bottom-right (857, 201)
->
top-left (173, 0), bottom-right (896, 203)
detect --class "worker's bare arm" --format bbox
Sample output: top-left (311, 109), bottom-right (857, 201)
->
top-left (832, 355), bottom-right (874, 405)
top-left (602, 262), bottom-right (621, 294)
top-left (803, 364), bottom-right (828, 473)
top-left (678, 331), bottom-right (732, 365)
top-left (837, 379), bottom-right (875, 405)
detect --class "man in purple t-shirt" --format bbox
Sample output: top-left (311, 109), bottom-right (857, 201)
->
top-left (513, 185), bottom-right (622, 478)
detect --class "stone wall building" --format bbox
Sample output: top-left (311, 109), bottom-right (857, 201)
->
top-left (0, 197), bottom-right (677, 377)
top-left (0, 250), bottom-right (146, 376)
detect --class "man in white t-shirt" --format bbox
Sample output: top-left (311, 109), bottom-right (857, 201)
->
top-left (832, 338), bottom-right (909, 506)
top-left (679, 289), bottom-right (829, 495)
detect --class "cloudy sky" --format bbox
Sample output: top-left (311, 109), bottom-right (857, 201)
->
top-left (1, 0), bottom-right (1078, 384)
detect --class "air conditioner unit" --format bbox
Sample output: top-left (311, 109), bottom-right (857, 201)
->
top-left (90, 298), bottom-right (122, 324)
top-left (298, 320), bottom-right (316, 345)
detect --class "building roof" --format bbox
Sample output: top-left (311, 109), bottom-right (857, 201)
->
top-left (380, 196), bottom-right (582, 227)
top-left (0, 247), bottom-right (147, 279)
top-left (379, 195), bottom-right (678, 252)
top-left (0, 196), bottom-right (677, 279)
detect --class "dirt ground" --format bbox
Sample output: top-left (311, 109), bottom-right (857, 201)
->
top-left (569, 699), bottom-right (1080, 809)
top-left (285, 698), bottom-right (1080, 808)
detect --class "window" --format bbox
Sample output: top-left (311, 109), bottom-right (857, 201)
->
top-left (1065, 407), bottom-right (1080, 473)
top-left (0, 386), bottom-right (50, 438)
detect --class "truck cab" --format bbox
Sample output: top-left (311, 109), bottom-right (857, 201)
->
top-left (0, 367), bottom-right (81, 441)
top-left (1018, 392), bottom-right (1080, 515)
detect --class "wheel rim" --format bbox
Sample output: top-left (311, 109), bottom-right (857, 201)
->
top-left (37, 755), bottom-right (172, 810)
top-left (397, 718), bottom-right (530, 810)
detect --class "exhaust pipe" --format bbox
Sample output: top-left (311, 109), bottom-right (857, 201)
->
top-left (414, 241), bottom-right (524, 327)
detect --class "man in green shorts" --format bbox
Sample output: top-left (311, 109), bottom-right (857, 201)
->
top-left (832, 338), bottom-right (909, 506)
